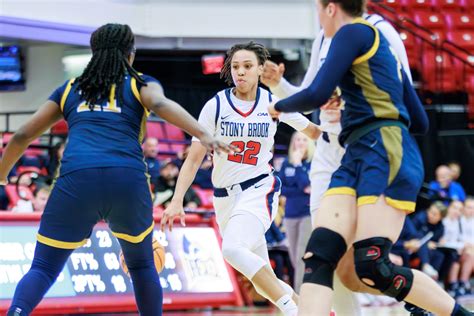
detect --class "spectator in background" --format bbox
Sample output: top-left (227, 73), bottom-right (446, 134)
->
top-left (174, 145), bottom-right (213, 189)
top-left (193, 158), bottom-right (213, 189)
top-left (277, 131), bottom-right (314, 293)
top-left (390, 216), bottom-right (439, 279)
top-left (265, 222), bottom-right (293, 287)
top-left (458, 196), bottom-right (474, 296)
top-left (440, 200), bottom-right (465, 297)
top-left (143, 137), bottom-right (161, 182)
top-left (32, 186), bottom-right (51, 213)
top-left (412, 201), bottom-right (448, 279)
top-left (47, 140), bottom-right (66, 179)
top-left (448, 161), bottom-right (461, 182)
top-left (153, 160), bottom-right (200, 210)
top-left (429, 165), bottom-right (466, 204)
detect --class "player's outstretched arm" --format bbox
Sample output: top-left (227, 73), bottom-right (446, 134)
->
top-left (140, 82), bottom-right (231, 154)
top-left (160, 141), bottom-right (207, 232)
top-left (300, 122), bottom-right (322, 140)
top-left (0, 101), bottom-right (62, 184)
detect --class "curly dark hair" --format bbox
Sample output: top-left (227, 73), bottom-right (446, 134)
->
top-left (220, 41), bottom-right (271, 86)
top-left (75, 23), bottom-right (146, 109)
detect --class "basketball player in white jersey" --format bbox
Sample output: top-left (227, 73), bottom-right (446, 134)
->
top-left (261, 13), bottom-right (413, 316)
top-left (161, 42), bottom-right (320, 316)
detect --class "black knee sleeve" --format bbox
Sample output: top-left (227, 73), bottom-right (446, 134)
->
top-left (354, 237), bottom-right (413, 301)
top-left (302, 227), bottom-right (347, 289)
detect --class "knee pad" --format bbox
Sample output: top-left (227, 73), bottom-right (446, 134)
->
top-left (353, 237), bottom-right (413, 301)
top-left (302, 227), bottom-right (347, 289)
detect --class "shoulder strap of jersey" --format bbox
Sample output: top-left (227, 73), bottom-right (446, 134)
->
top-left (60, 78), bottom-right (75, 112)
top-left (131, 73), bottom-right (150, 116)
top-left (214, 94), bottom-right (221, 128)
top-left (352, 17), bottom-right (380, 65)
top-left (268, 89), bottom-right (273, 102)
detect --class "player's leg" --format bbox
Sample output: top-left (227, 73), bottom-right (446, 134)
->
top-left (299, 193), bottom-right (357, 316)
top-left (221, 213), bottom-right (298, 315)
top-left (308, 137), bottom-right (362, 316)
top-left (354, 196), bottom-right (471, 315)
top-left (7, 244), bottom-right (74, 316)
top-left (282, 217), bottom-right (299, 283)
top-left (116, 233), bottom-right (162, 316)
top-left (7, 169), bottom-right (101, 316)
top-left (252, 235), bottom-right (299, 304)
top-left (106, 167), bottom-right (162, 316)
top-left (293, 216), bottom-right (312, 293)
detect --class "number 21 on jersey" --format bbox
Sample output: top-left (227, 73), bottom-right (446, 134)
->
top-left (77, 84), bottom-right (122, 113)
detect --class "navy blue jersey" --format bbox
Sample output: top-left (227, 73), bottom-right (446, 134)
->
top-left (275, 18), bottom-right (428, 144)
top-left (337, 19), bottom-right (410, 142)
top-left (48, 74), bottom-right (160, 175)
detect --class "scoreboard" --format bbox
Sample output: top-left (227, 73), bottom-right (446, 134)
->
top-left (0, 213), bottom-right (243, 314)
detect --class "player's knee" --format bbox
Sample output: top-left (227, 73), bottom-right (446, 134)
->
top-left (353, 237), bottom-right (413, 301)
top-left (221, 241), bottom-right (245, 266)
top-left (337, 267), bottom-right (364, 292)
top-left (302, 227), bottom-right (347, 289)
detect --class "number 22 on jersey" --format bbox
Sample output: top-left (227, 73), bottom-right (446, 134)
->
top-left (227, 141), bottom-right (261, 166)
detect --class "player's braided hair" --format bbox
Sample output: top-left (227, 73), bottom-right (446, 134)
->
top-left (75, 23), bottom-right (146, 110)
top-left (320, 0), bottom-right (366, 16)
top-left (220, 41), bottom-right (271, 86)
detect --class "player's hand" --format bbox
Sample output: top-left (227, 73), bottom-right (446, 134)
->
top-left (268, 102), bottom-right (281, 120)
top-left (199, 133), bottom-right (238, 155)
top-left (320, 92), bottom-right (342, 123)
top-left (261, 61), bottom-right (285, 88)
top-left (160, 200), bottom-right (186, 232)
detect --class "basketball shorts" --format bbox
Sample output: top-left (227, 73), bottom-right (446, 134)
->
top-left (326, 126), bottom-right (424, 213)
top-left (212, 175), bottom-right (281, 233)
top-left (37, 167), bottom-right (154, 249)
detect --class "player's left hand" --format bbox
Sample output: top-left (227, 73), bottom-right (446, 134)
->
top-left (161, 199), bottom-right (186, 232)
top-left (268, 102), bottom-right (280, 120)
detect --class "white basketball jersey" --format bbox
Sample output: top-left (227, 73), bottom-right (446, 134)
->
top-left (194, 87), bottom-right (309, 188)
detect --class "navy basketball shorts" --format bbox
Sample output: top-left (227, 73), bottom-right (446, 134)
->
top-left (37, 167), bottom-right (154, 249)
top-left (326, 126), bottom-right (424, 213)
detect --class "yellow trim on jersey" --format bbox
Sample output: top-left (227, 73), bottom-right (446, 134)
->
top-left (352, 61), bottom-right (400, 120)
top-left (138, 112), bottom-right (148, 143)
top-left (60, 78), bottom-right (75, 112)
top-left (145, 171), bottom-right (154, 200)
top-left (357, 195), bottom-right (378, 206)
top-left (380, 126), bottom-right (403, 185)
top-left (131, 74), bottom-right (150, 116)
top-left (112, 222), bottom-right (154, 243)
top-left (37, 233), bottom-right (87, 249)
top-left (352, 18), bottom-right (380, 65)
top-left (386, 197), bottom-right (416, 213)
top-left (324, 187), bottom-right (356, 197)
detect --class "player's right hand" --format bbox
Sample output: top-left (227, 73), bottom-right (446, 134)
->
top-left (261, 61), bottom-right (285, 88)
top-left (160, 200), bottom-right (186, 232)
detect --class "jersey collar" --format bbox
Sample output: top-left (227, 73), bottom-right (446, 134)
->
top-left (225, 87), bottom-right (261, 118)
